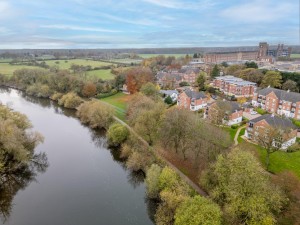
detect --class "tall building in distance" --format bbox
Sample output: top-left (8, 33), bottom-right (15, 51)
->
top-left (203, 42), bottom-right (292, 64)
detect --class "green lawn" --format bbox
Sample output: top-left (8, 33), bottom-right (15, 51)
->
top-left (45, 59), bottom-right (113, 70)
top-left (100, 92), bottom-right (133, 120)
top-left (255, 144), bottom-right (300, 178)
top-left (138, 54), bottom-right (190, 59)
top-left (223, 126), bottom-right (239, 141)
top-left (291, 54), bottom-right (300, 59)
top-left (107, 58), bottom-right (142, 64)
top-left (87, 69), bottom-right (115, 80)
top-left (0, 63), bottom-right (41, 76)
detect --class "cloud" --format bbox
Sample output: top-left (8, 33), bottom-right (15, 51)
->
top-left (40, 24), bottom-right (119, 33)
top-left (98, 13), bottom-right (157, 26)
top-left (221, 0), bottom-right (296, 23)
top-left (142, 0), bottom-right (215, 10)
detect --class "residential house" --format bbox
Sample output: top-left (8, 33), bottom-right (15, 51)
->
top-left (206, 101), bottom-right (243, 125)
top-left (177, 90), bottom-right (207, 111)
top-left (252, 87), bottom-right (300, 119)
top-left (156, 67), bottom-right (200, 88)
top-left (159, 90), bottom-right (179, 102)
top-left (212, 75), bottom-right (257, 97)
top-left (245, 114), bottom-right (297, 150)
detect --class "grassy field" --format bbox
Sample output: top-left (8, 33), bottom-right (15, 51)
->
top-left (0, 63), bottom-right (40, 76)
top-left (100, 92), bottom-right (133, 120)
top-left (255, 144), bottom-right (300, 178)
top-left (138, 54), bottom-right (190, 59)
top-left (45, 59), bottom-right (113, 70)
top-left (87, 69), bottom-right (115, 80)
top-left (108, 58), bottom-right (142, 64)
top-left (291, 54), bottom-right (300, 59)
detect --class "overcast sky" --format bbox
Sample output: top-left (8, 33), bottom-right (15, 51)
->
top-left (0, 0), bottom-right (298, 49)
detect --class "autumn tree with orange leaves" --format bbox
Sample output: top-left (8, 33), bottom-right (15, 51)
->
top-left (125, 67), bottom-right (154, 94)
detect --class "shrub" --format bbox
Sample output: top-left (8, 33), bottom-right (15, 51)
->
top-left (50, 92), bottom-right (63, 101)
top-left (107, 123), bottom-right (129, 146)
top-left (145, 164), bottom-right (162, 199)
top-left (256, 107), bottom-right (268, 115)
top-left (287, 143), bottom-right (300, 153)
top-left (76, 100), bottom-right (114, 129)
top-left (26, 83), bottom-right (52, 98)
top-left (231, 124), bottom-right (239, 129)
top-left (97, 89), bottom-right (118, 99)
top-left (58, 92), bottom-right (83, 109)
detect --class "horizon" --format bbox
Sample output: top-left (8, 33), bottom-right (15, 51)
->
top-left (0, 0), bottom-right (299, 49)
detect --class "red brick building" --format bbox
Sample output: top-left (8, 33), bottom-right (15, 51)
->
top-left (177, 90), bottom-right (207, 111)
top-left (206, 101), bottom-right (243, 125)
top-left (212, 76), bottom-right (257, 97)
top-left (245, 114), bottom-right (297, 150)
top-left (252, 87), bottom-right (300, 119)
top-left (157, 67), bottom-right (199, 88)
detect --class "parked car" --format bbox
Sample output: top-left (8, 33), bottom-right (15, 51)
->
top-left (250, 111), bottom-right (257, 115)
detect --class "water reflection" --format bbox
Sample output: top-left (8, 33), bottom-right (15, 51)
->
top-left (0, 153), bottom-right (48, 223)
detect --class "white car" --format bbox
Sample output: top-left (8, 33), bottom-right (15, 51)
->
top-left (250, 111), bottom-right (257, 115)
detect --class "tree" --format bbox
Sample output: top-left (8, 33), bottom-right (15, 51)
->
top-left (179, 81), bottom-right (189, 87)
top-left (174, 196), bottom-right (222, 225)
top-left (76, 100), bottom-right (114, 129)
top-left (140, 82), bottom-right (159, 100)
top-left (196, 72), bottom-right (206, 91)
top-left (221, 61), bottom-right (228, 67)
top-left (256, 126), bottom-right (287, 171)
top-left (125, 67), bottom-right (154, 94)
top-left (107, 123), bottom-right (129, 146)
top-left (82, 82), bottom-right (97, 97)
top-left (208, 101), bottom-right (232, 125)
top-left (164, 96), bottom-right (173, 105)
top-left (133, 102), bottom-right (165, 145)
top-left (201, 149), bottom-right (286, 225)
top-left (238, 68), bottom-right (264, 85)
top-left (211, 65), bottom-right (220, 78)
top-left (58, 92), bottom-right (83, 109)
top-left (145, 164), bottom-right (162, 199)
top-left (261, 71), bottom-right (283, 88)
top-left (282, 79), bottom-right (299, 92)
top-left (245, 61), bottom-right (258, 69)
top-left (159, 108), bottom-right (196, 159)
top-left (225, 64), bottom-right (245, 75)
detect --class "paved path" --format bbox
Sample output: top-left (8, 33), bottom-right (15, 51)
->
top-left (113, 116), bottom-right (208, 197)
top-left (234, 125), bottom-right (246, 146)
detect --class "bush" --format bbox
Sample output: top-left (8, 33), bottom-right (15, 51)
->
top-left (50, 92), bottom-right (63, 101)
top-left (97, 89), bottom-right (118, 99)
top-left (255, 107), bottom-right (268, 115)
top-left (107, 123), bottom-right (129, 146)
top-left (231, 124), bottom-right (239, 129)
top-left (26, 83), bottom-right (52, 98)
top-left (58, 92), bottom-right (83, 109)
top-left (145, 164), bottom-right (162, 199)
top-left (76, 100), bottom-right (114, 129)
top-left (287, 143), bottom-right (300, 153)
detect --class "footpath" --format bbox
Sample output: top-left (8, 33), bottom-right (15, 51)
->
top-left (113, 116), bottom-right (208, 197)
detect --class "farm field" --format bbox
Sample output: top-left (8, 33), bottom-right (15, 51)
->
top-left (291, 54), bottom-right (300, 59)
top-left (138, 54), bottom-right (190, 59)
top-left (108, 58), bottom-right (142, 64)
top-left (0, 63), bottom-right (40, 76)
top-left (100, 92), bottom-right (133, 120)
top-left (45, 59), bottom-right (114, 70)
top-left (87, 69), bottom-right (115, 80)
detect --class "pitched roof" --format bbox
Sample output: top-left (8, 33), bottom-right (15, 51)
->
top-left (184, 90), bottom-right (207, 99)
top-left (249, 114), bottom-right (297, 130)
top-left (213, 101), bottom-right (242, 113)
top-left (257, 87), bottom-right (300, 103)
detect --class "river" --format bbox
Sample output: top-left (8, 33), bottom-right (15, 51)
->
top-left (0, 88), bottom-right (155, 225)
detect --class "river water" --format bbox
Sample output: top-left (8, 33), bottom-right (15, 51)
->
top-left (0, 88), bottom-right (154, 225)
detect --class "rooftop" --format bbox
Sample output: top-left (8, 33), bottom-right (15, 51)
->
top-left (250, 114), bottom-right (296, 130)
top-left (257, 87), bottom-right (300, 103)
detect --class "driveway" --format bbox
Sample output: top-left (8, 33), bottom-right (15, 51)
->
top-left (243, 111), bottom-right (261, 120)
